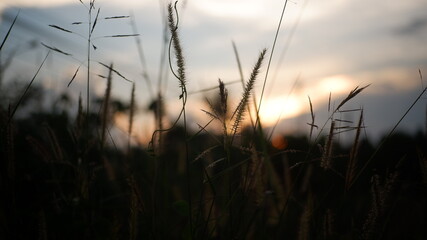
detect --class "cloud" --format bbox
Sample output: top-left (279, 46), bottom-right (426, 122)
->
top-left (2, 0), bottom-right (74, 8)
top-left (395, 16), bottom-right (427, 36)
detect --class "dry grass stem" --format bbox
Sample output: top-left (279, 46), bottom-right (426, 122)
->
top-left (0, 10), bottom-right (19, 51)
top-left (41, 43), bottom-right (71, 56)
top-left (128, 83), bottom-right (136, 138)
top-left (345, 109), bottom-right (363, 190)
top-left (48, 24), bottom-right (73, 34)
top-left (67, 66), bottom-right (80, 87)
top-left (321, 121), bottom-right (335, 169)
top-left (101, 63), bottom-right (113, 149)
top-left (307, 96), bottom-right (317, 140)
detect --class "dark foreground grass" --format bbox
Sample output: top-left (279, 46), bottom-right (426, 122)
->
top-left (1, 97), bottom-right (427, 239)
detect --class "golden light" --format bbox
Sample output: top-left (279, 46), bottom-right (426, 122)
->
top-left (259, 96), bottom-right (303, 126)
top-left (318, 75), bottom-right (353, 95)
top-left (113, 112), bottom-right (155, 145)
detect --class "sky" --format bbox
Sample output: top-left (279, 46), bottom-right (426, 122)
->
top-left (1, 0), bottom-right (427, 144)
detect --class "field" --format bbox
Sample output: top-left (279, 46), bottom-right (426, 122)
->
top-left (1, 1), bottom-right (427, 239)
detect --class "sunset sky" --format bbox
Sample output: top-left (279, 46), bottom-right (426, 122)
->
top-left (1, 0), bottom-right (426, 143)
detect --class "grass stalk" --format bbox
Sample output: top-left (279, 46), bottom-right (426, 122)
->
top-left (86, 2), bottom-right (93, 121)
top-left (128, 82), bottom-right (136, 152)
top-left (255, 0), bottom-right (289, 130)
top-left (167, 2), bottom-right (193, 237)
top-left (0, 10), bottom-right (19, 52)
top-left (100, 63), bottom-right (113, 149)
top-left (345, 109), bottom-right (363, 191)
top-left (7, 51), bottom-right (50, 126)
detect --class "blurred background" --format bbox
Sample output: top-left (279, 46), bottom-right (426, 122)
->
top-left (1, 0), bottom-right (426, 144)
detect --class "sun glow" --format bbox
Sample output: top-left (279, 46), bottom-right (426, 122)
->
top-left (318, 75), bottom-right (353, 95)
top-left (259, 96), bottom-right (303, 126)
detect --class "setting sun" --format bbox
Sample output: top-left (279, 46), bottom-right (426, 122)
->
top-left (259, 96), bottom-right (303, 126)
top-left (318, 75), bottom-right (352, 95)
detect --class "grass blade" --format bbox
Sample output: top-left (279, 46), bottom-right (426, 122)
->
top-left (98, 62), bottom-right (132, 82)
top-left (103, 34), bottom-right (140, 38)
top-left (0, 10), bottom-right (20, 52)
top-left (49, 24), bottom-right (73, 34)
top-left (101, 63), bottom-right (113, 149)
top-left (128, 82), bottom-right (135, 151)
top-left (41, 42), bottom-right (71, 56)
top-left (7, 51), bottom-right (50, 125)
top-left (67, 66), bottom-right (80, 87)
top-left (307, 96), bottom-right (316, 140)
top-left (91, 8), bottom-right (100, 34)
top-left (105, 16), bottom-right (129, 19)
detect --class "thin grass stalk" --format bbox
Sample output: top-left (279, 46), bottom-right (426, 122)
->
top-left (86, 1), bottom-right (95, 123)
top-left (268, 0), bottom-right (307, 91)
top-left (130, 13), bottom-right (153, 98)
top-left (157, 0), bottom-right (169, 93)
top-left (345, 109), bottom-right (363, 191)
top-left (101, 63), bottom-right (113, 149)
top-left (156, 93), bottom-right (164, 152)
top-left (255, 0), bottom-right (289, 130)
top-left (232, 41), bottom-right (245, 88)
top-left (321, 120), bottom-right (335, 170)
top-left (128, 82), bottom-right (135, 153)
top-left (167, 2), bottom-right (193, 237)
top-left (7, 51), bottom-right (50, 126)
top-left (76, 93), bottom-right (84, 137)
top-left (0, 10), bottom-right (19, 52)
top-left (308, 96), bottom-right (316, 140)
